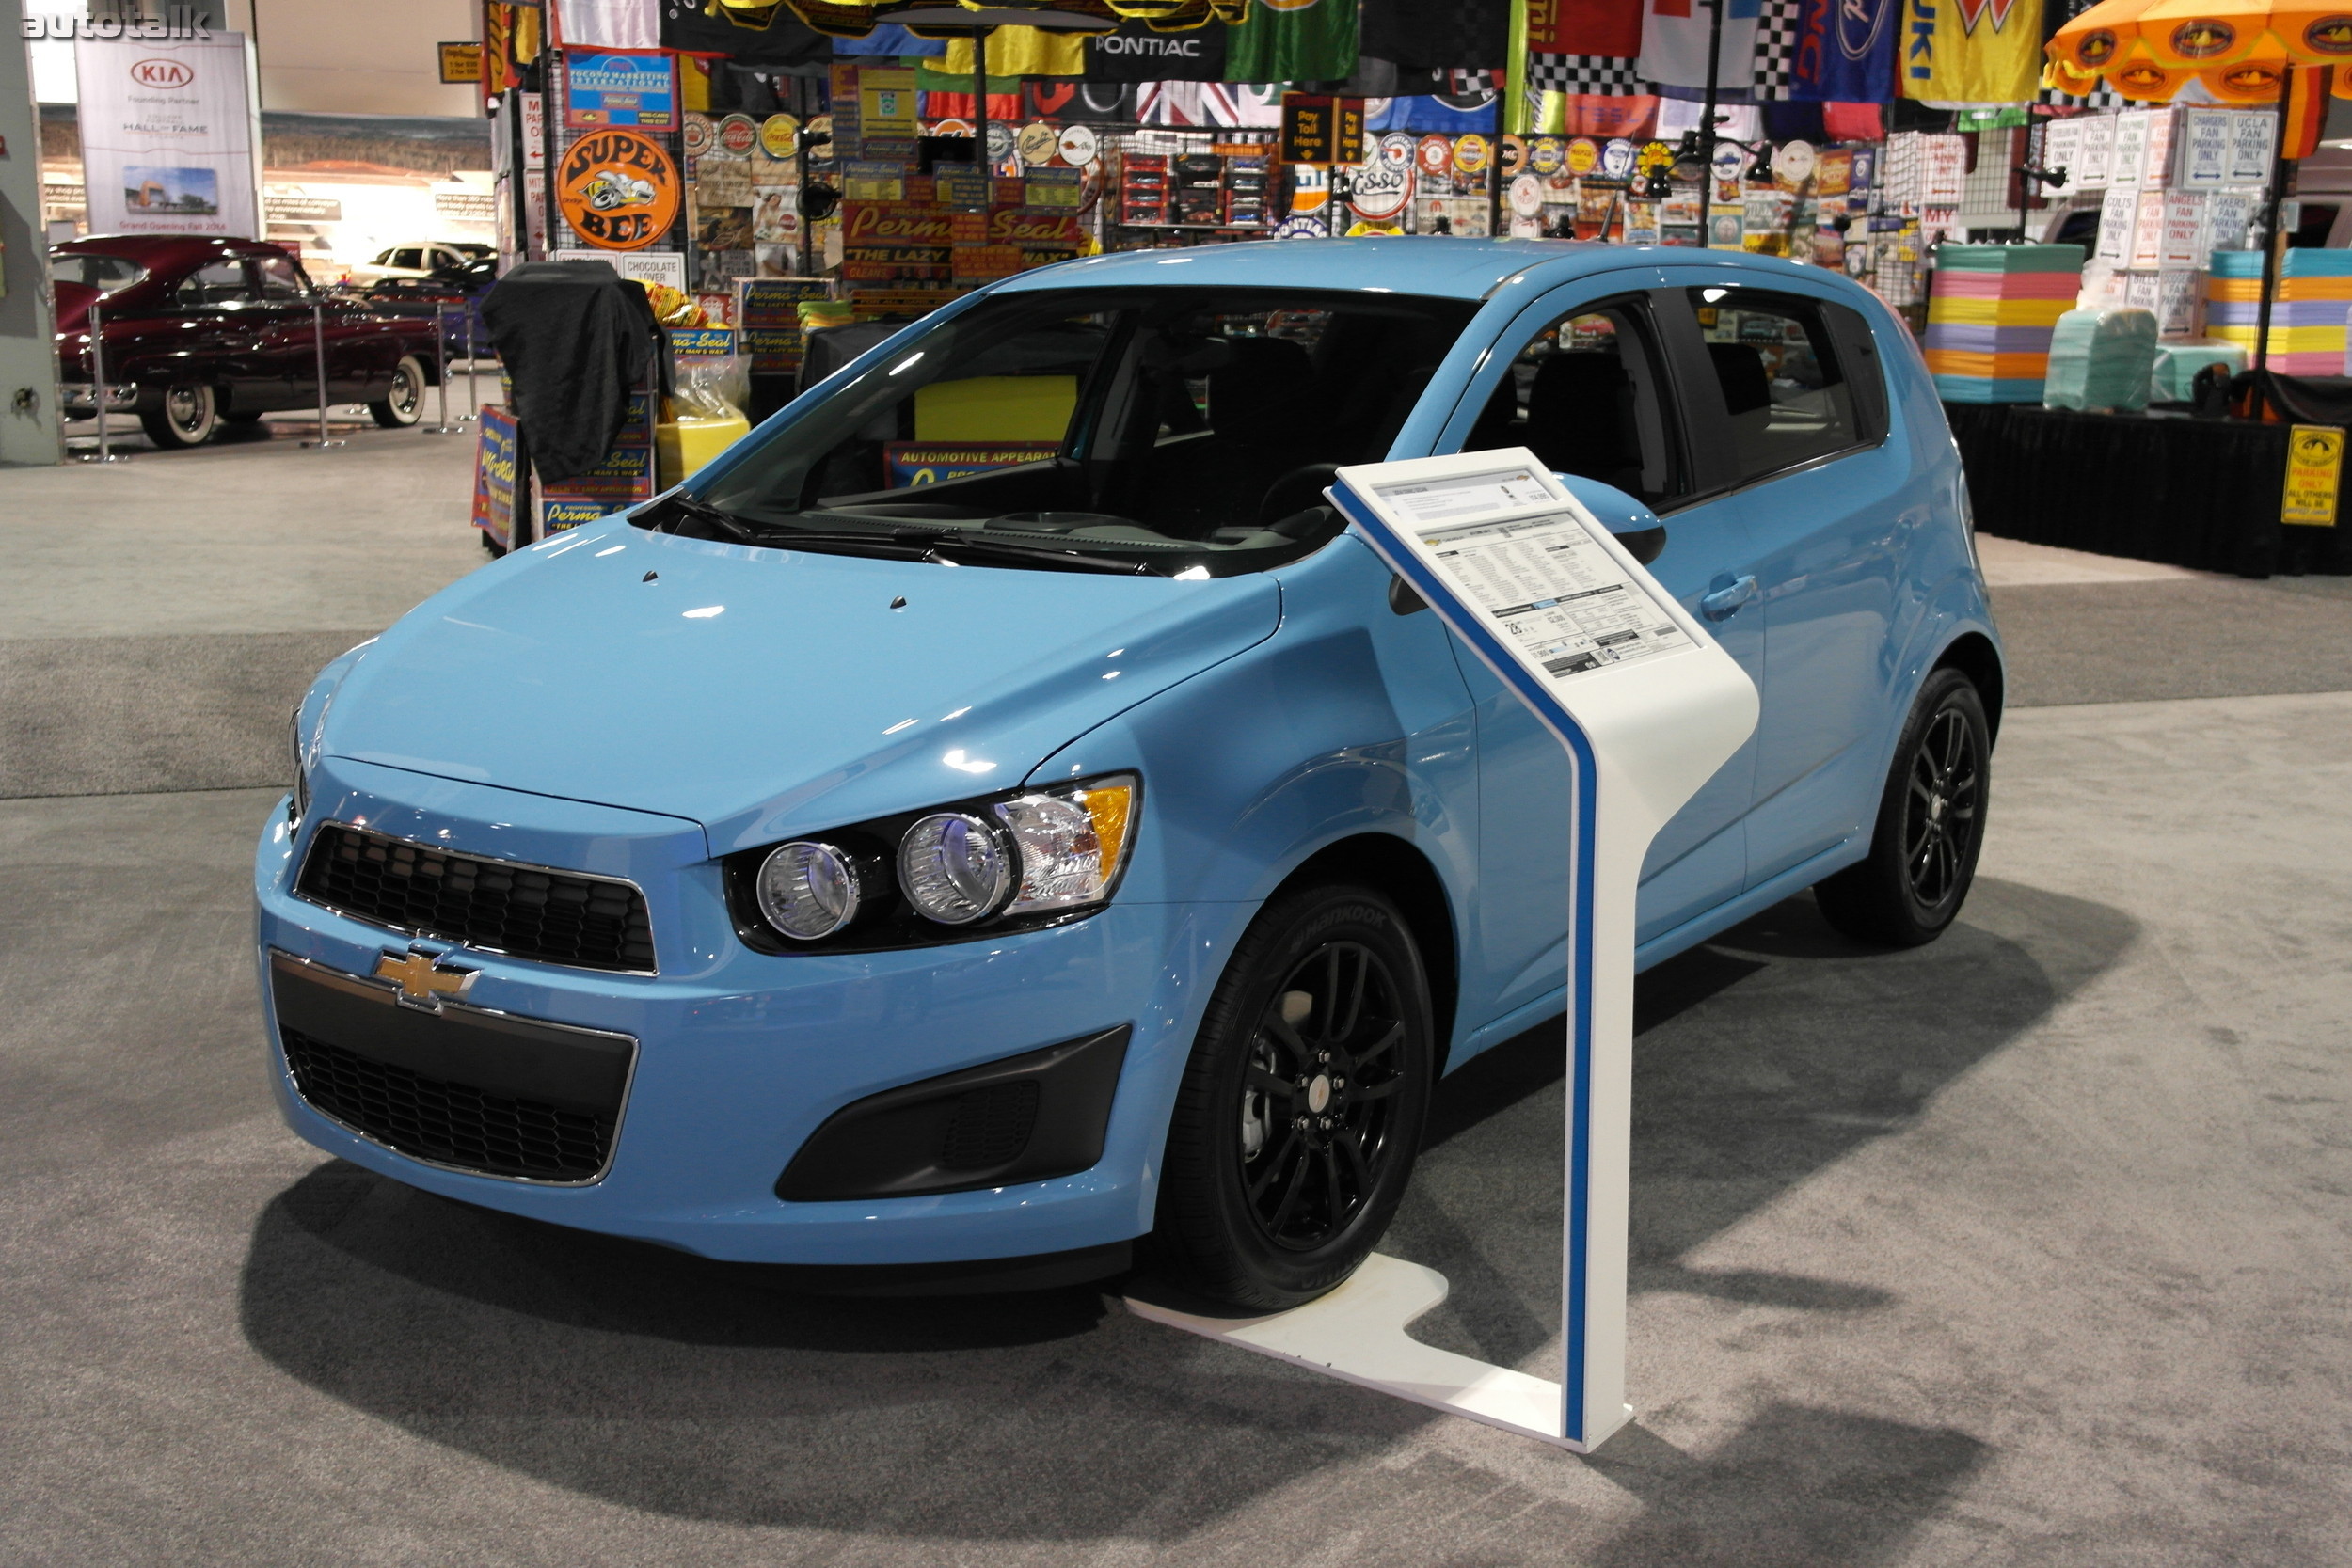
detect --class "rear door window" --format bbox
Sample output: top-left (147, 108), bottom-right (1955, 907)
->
top-left (253, 255), bottom-right (309, 298)
top-left (1684, 286), bottom-right (1882, 485)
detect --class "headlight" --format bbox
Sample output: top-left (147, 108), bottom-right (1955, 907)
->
top-left (288, 706), bottom-right (310, 823)
top-left (995, 775), bottom-right (1134, 914)
top-left (898, 812), bottom-right (1013, 925)
top-left (755, 840), bottom-right (870, 940)
top-left (729, 772), bottom-right (1139, 951)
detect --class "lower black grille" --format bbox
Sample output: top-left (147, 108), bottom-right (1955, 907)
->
top-left (282, 1025), bottom-right (615, 1181)
top-left (941, 1083), bottom-right (1041, 1170)
top-left (296, 822), bottom-right (656, 973)
top-left (269, 949), bottom-right (636, 1185)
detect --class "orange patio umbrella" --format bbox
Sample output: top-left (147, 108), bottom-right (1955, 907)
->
top-left (2046, 0), bottom-right (2352, 101)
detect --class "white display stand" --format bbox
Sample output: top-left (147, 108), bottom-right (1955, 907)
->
top-left (1129, 450), bottom-right (1758, 1452)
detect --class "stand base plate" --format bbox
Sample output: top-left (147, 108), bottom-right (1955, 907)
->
top-left (1126, 1253), bottom-right (1629, 1452)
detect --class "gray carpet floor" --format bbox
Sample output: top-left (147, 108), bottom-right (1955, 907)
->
top-left (4, 433), bottom-right (2350, 1565)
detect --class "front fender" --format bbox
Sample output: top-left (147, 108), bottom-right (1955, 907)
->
top-left (1023, 532), bottom-right (1481, 1038)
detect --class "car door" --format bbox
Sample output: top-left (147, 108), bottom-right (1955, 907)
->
top-left (1662, 278), bottom-right (1911, 888)
top-left (245, 252), bottom-right (324, 411)
top-left (1429, 275), bottom-right (1769, 1017)
top-left (155, 258), bottom-right (262, 403)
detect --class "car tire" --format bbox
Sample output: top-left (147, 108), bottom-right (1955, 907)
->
top-left (139, 384), bottom-right (218, 449)
top-left (369, 355), bottom-right (427, 428)
top-left (1813, 667), bottom-right (1991, 948)
top-left (1149, 882), bottom-right (1435, 1311)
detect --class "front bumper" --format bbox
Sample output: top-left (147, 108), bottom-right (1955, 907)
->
top-left (254, 756), bottom-right (1233, 1265)
top-left (59, 381), bottom-right (140, 415)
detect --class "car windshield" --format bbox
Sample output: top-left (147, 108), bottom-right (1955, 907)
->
top-left (50, 253), bottom-right (145, 294)
top-left (664, 285), bottom-right (1479, 576)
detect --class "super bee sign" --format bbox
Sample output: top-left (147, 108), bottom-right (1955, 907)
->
top-left (556, 129), bottom-right (681, 250)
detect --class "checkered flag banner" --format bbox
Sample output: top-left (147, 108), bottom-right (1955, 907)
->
top-left (2040, 78), bottom-right (2124, 108)
top-left (1446, 67), bottom-right (1501, 93)
top-left (1526, 53), bottom-right (1645, 96)
top-left (1751, 0), bottom-right (1801, 101)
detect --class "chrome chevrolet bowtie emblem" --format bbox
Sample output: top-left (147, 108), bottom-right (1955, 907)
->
top-left (373, 947), bottom-right (479, 1010)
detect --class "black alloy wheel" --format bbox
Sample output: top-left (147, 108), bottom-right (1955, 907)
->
top-left (370, 355), bottom-right (427, 429)
top-left (1151, 882), bottom-right (1433, 1310)
top-left (140, 383), bottom-right (218, 448)
top-left (1237, 941), bottom-right (1408, 1251)
top-left (1815, 667), bottom-right (1991, 947)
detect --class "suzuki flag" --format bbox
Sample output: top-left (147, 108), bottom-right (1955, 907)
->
top-left (1640, 0), bottom-right (1761, 92)
top-left (1902, 0), bottom-right (2043, 103)
top-left (75, 34), bottom-right (262, 241)
top-left (1789, 0), bottom-right (1898, 101)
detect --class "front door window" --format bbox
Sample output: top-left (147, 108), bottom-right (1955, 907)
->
top-left (1458, 296), bottom-right (1685, 510)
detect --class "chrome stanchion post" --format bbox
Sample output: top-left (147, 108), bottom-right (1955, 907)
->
top-left (80, 296), bottom-right (127, 464)
top-left (459, 305), bottom-right (479, 424)
top-left (423, 302), bottom-right (458, 434)
top-left (300, 299), bottom-right (344, 450)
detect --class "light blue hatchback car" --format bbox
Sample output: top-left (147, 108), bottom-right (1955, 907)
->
top-left (257, 239), bottom-right (2002, 1308)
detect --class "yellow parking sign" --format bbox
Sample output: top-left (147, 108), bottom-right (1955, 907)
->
top-left (2283, 424), bottom-right (2344, 527)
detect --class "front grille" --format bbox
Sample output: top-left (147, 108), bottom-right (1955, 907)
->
top-left (297, 822), bottom-right (656, 973)
top-left (281, 1024), bottom-right (616, 1181)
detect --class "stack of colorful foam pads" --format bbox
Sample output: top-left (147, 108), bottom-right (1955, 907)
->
top-left (2205, 249), bottom-right (2352, 375)
top-left (1925, 244), bottom-right (2087, 404)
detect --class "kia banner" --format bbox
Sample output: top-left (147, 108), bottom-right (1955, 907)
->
top-left (75, 33), bottom-right (261, 240)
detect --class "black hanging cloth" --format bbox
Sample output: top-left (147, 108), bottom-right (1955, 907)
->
top-left (482, 260), bottom-right (663, 483)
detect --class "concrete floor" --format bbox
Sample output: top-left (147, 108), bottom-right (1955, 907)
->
top-left (4, 432), bottom-right (2350, 1566)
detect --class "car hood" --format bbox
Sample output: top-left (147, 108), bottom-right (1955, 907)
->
top-left (320, 522), bottom-right (1283, 854)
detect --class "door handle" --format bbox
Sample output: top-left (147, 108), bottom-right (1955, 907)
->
top-left (1700, 575), bottom-right (1758, 620)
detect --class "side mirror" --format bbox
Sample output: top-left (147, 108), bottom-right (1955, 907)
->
top-left (1554, 473), bottom-right (1667, 566)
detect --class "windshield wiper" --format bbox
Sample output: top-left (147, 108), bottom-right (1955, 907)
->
top-left (643, 496), bottom-right (1152, 574)
top-left (899, 529), bottom-right (1153, 576)
top-left (644, 491), bottom-right (766, 543)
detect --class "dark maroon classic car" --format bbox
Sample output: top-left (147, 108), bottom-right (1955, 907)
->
top-left (52, 235), bottom-right (445, 448)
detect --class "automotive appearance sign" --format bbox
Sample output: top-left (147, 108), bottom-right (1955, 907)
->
top-left (73, 33), bottom-right (260, 240)
top-left (555, 129), bottom-right (681, 249)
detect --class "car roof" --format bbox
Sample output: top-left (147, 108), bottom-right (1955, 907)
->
top-left (996, 235), bottom-right (1879, 309)
top-left (53, 234), bottom-right (291, 269)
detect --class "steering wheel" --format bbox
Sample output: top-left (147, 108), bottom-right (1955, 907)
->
top-left (1256, 463), bottom-right (1345, 530)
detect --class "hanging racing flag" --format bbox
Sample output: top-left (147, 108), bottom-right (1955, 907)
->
top-left (1640, 0), bottom-right (1761, 92)
top-left (1902, 0), bottom-right (2045, 104)
top-left (1788, 0), bottom-right (1898, 102)
top-left (1225, 0), bottom-right (1359, 85)
top-left (1528, 0), bottom-right (1643, 56)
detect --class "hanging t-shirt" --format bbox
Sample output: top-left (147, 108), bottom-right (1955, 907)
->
top-left (1225, 0), bottom-right (1359, 85)
top-left (1087, 18), bottom-right (1228, 82)
top-left (1359, 0), bottom-right (1508, 70)
top-left (1639, 0), bottom-right (1761, 93)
